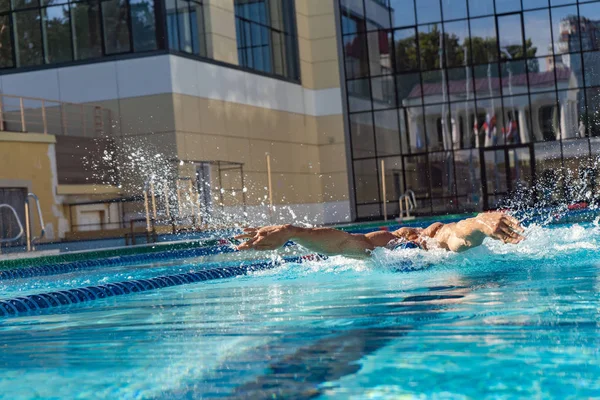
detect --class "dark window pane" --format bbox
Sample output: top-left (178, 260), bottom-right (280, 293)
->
top-left (524, 9), bottom-right (552, 58)
top-left (470, 17), bottom-right (498, 63)
top-left (419, 23), bottom-right (443, 70)
top-left (389, 0), bottom-right (415, 27)
top-left (348, 79), bottom-right (372, 112)
top-left (166, 0), bottom-right (180, 50)
top-left (536, 92), bottom-right (560, 141)
top-left (350, 112), bottom-right (376, 158)
top-left (421, 69), bottom-right (446, 104)
top-left (552, 5), bottom-right (579, 54)
top-left (447, 67), bottom-right (474, 102)
top-left (441, 0), bottom-right (466, 21)
top-left (497, 14), bottom-right (524, 59)
top-left (175, 0), bottom-right (192, 52)
top-left (551, 0), bottom-right (574, 5)
top-left (425, 105), bottom-right (452, 150)
top-left (130, 0), bottom-right (157, 52)
top-left (523, 0), bottom-right (550, 9)
top-left (343, 32), bottom-right (369, 79)
top-left (405, 106), bottom-right (426, 152)
top-left (429, 151), bottom-right (456, 197)
top-left (0, 0), bottom-right (9, 12)
top-left (371, 75), bottom-right (396, 109)
top-left (367, 30), bottom-right (393, 76)
top-left (13, 9), bottom-right (43, 67)
top-left (469, 0), bottom-right (494, 17)
top-left (365, 0), bottom-right (391, 30)
top-left (354, 159), bottom-right (380, 204)
top-left (381, 156), bottom-right (404, 207)
top-left (450, 101), bottom-right (478, 148)
top-left (444, 19), bottom-right (469, 67)
top-left (535, 141), bottom-right (564, 204)
top-left (455, 150), bottom-right (482, 206)
top-left (71, 1), bottom-right (102, 60)
top-left (554, 52), bottom-right (582, 88)
top-left (528, 56), bottom-right (556, 93)
top-left (396, 72), bottom-right (421, 106)
top-left (393, 27), bottom-right (417, 72)
top-left (404, 154), bottom-right (431, 201)
top-left (191, 1), bottom-right (206, 55)
top-left (501, 95), bottom-right (530, 144)
top-left (579, 2), bottom-right (600, 51)
top-left (0, 15), bottom-right (13, 67)
top-left (374, 110), bottom-right (401, 155)
top-left (12, 0), bottom-right (38, 10)
top-left (501, 59), bottom-right (528, 95)
top-left (341, 13), bottom-right (363, 35)
top-left (476, 99), bottom-right (503, 146)
top-left (557, 89), bottom-right (585, 139)
top-left (416, 0), bottom-right (441, 24)
top-left (495, 0), bottom-right (521, 14)
top-left (474, 63), bottom-right (501, 98)
top-left (42, 5), bottom-right (72, 64)
top-left (102, 0), bottom-right (131, 54)
top-left (586, 87), bottom-right (600, 137)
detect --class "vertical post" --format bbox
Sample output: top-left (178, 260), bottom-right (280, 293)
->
top-left (81, 104), bottom-right (86, 137)
top-left (381, 159), bottom-right (388, 221)
top-left (0, 96), bottom-right (5, 131)
top-left (41, 100), bottom-right (47, 134)
top-left (150, 181), bottom-right (157, 219)
top-left (20, 97), bottom-right (26, 132)
top-left (144, 190), bottom-right (151, 233)
top-left (25, 201), bottom-right (32, 252)
top-left (164, 184), bottom-right (171, 219)
top-left (266, 154), bottom-right (274, 222)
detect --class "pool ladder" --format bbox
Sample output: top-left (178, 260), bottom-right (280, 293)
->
top-left (0, 193), bottom-right (45, 253)
top-left (397, 190), bottom-right (417, 222)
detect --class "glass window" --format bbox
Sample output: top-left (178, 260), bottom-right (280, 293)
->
top-left (405, 107), bottom-right (426, 152)
top-left (429, 151), bottom-right (456, 197)
top-left (367, 30), bottom-right (393, 76)
top-left (579, 2), bottom-right (600, 51)
top-left (389, 0), bottom-right (415, 28)
top-left (354, 159), bottom-right (380, 204)
top-left (501, 59), bottom-right (528, 95)
top-left (450, 101), bottom-right (478, 148)
top-left (0, 0), bottom-right (9, 12)
top-left (344, 32), bottom-right (369, 79)
top-left (12, 0), bottom-right (38, 11)
top-left (584, 53), bottom-right (600, 88)
top-left (474, 63), bottom-right (501, 98)
top-left (523, 0), bottom-right (550, 10)
top-left (13, 9), bottom-right (43, 67)
top-left (441, 0), bottom-right (467, 21)
top-left (551, 5), bottom-right (580, 54)
top-left (426, 106), bottom-right (452, 151)
top-left (102, 0), bottom-right (131, 54)
top-left (350, 112), bottom-right (376, 158)
top-left (528, 56), bottom-right (556, 93)
top-left (416, 0), bottom-right (441, 24)
top-left (71, 1), bottom-right (102, 60)
top-left (495, 0), bottom-right (521, 14)
top-left (554, 52), bottom-right (582, 89)
top-left (523, 9), bottom-right (552, 58)
top-left (422, 69), bottom-right (447, 104)
top-left (502, 95), bottom-right (530, 144)
top-left (444, 19), bottom-right (469, 67)
top-left (536, 92), bottom-right (560, 141)
top-left (374, 110), bottom-right (402, 155)
top-left (469, 17), bottom-right (498, 63)
top-left (586, 87), bottom-right (600, 136)
top-left (551, 0), bottom-right (575, 5)
top-left (348, 79), bottom-right (372, 112)
top-left (234, 0), bottom-right (299, 80)
top-left (393, 27), bottom-right (418, 72)
top-left (469, 0), bottom-right (494, 17)
top-left (381, 156), bottom-right (405, 207)
top-left (447, 67), bottom-right (474, 102)
top-left (497, 14), bottom-right (524, 59)
top-left (371, 75), bottom-right (396, 109)
top-left (0, 15), bottom-right (13, 68)
top-left (403, 154), bottom-right (431, 200)
top-left (557, 89), bottom-right (585, 139)
top-left (455, 149), bottom-right (482, 204)
top-left (365, 0), bottom-right (391, 30)
top-left (130, 0), bottom-right (157, 52)
top-left (341, 12), bottom-right (364, 35)
top-left (535, 141), bottom-right (564, 205)
top-left (396, 72), bottom-right (422, 106)
top-left (42, 4), bottom-right (72, 64)
top-left (419, 23), bottom-right (443, 70)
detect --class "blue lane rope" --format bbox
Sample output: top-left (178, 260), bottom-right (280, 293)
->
top-left (0, 255), bottom-right (325, 318)
top-left (0, 245), bottom-right (237, 281)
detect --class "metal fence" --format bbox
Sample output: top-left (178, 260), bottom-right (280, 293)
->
top-left (0, 93), bottom-right (113, 137)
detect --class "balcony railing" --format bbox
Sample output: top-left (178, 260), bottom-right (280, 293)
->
top-left (0, 94), bottom-right (113, 138)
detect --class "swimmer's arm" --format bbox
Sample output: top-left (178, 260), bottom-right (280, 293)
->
top-left (236, 225), bottom-right (396, 259)
top-left (431, 212), bottom-right (525, 252)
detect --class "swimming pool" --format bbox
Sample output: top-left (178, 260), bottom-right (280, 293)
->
top-left (0, 219), bottom-right (599, 398)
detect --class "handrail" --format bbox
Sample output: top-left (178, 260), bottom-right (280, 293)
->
top-left (25, 193), bottom-right (45, 252)
top-left (0, 204), bottom-right (24, 245)
top-left (398, 190), bottom-right (417, 221)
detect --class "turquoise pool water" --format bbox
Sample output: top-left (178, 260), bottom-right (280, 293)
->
top-left (0, 222), bottom-right (599, 398)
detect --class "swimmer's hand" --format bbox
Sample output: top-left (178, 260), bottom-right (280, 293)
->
top-left (234, 225), bottom-right (295, 251)
top-left (436, 212), bottom-right (525, 252)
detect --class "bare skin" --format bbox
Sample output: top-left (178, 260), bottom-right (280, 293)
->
top-left (235, 212), bottom-right (525, 259)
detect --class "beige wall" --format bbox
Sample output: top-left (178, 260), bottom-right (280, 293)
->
top-left (0, 132), bottom-right (65, 241)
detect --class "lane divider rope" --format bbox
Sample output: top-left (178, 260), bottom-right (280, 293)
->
top-left (0, 255), bottom-right (326, 318)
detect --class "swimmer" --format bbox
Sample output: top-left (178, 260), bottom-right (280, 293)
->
top-left (235, 212), bottom-right (525, 259)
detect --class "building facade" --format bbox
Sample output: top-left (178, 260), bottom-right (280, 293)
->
top-left (0, 0), bottom-right (350, 241)
top-left (338, 0), bottom-right (600, 220)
